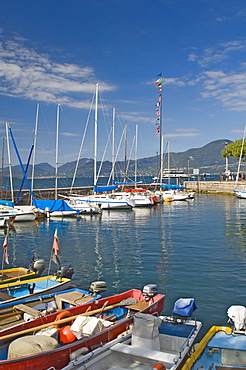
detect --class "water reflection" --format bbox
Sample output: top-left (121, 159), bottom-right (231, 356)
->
top-left (4, 194), bottom-right (246, 337)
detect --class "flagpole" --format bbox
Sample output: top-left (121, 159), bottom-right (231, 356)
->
top-left (154, 72), bottom-right (163, 183)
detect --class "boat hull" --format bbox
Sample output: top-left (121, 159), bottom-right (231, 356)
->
top-left (0, 289), bottom-right (164, 370)
top-left (0, 276), bottom-right (71, 306)
top-left (0, 268), bottom-right (36, 285)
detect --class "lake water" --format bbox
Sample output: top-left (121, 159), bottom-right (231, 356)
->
top-left (3, 192), bottom-right (246, 338)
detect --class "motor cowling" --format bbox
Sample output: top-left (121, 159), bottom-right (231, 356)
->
top-left (56, 264), bottom-right (74, 279)
top-left (29, 259), bottom-right (46, 277)
top-left (142, 284), bottom-right (158, 298)
top-left (89, 281), bottom-right (107, 294)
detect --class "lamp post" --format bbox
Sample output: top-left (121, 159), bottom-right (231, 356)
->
top-left (188, 156), bottom-right (194, 180)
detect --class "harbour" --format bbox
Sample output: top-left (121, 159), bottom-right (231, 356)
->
top-left (2, 191), bottom-right (246, 340)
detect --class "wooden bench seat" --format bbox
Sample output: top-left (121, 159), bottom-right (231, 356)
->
top-left (13, 304), bottom-right (43, 317)
top-left (110, 343), bottom-right (175, 365)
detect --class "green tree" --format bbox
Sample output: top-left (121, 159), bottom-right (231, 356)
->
top-left (222, 139), bottom-right (246, 160)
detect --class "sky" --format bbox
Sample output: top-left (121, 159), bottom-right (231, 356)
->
top-left (1, 0), bottom-right (246, 166)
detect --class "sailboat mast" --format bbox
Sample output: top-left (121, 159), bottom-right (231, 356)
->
top-left (31, 102), bottom-right (39, 198)
top-left (55, 104), bottom-right (60, 200)
top-left (1, 138), bottom-right (4, 200)
top-left (94, 83), bottom-right (99, 188)
top-left (124, 124), bottom-right (128, 183)
top-left (135, 124), bottom-right (138, 185)
top-left (167, 140), bottom-right (170, 185)
top-left (5, 121), bottom-right (14, 203)
top-left (111, 108), bottom-right (116, 182)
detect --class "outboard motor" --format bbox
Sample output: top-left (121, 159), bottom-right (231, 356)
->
top-left (56, 264), bottom-right (74, 279)
top-left (29, 259), bottom-right (46, 277)
top-left (227, 305), bottom-right (246, 331)
top-left (142, 284), bottom-right (158, 299)
top-left (89, 281), bottom-right (107, 294)
top-left (172, 298), bottom-right (197, 321)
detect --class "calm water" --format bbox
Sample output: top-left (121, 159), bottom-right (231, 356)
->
top-left (3, 192), bottom-right (246, 337)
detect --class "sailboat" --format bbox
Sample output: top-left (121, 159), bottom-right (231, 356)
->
top-left (113, 124), bottom-right (154, 207)
top-left (66, 84), bottom-right (135, 210)
top-left (31, 105), bottom-right (78, 217)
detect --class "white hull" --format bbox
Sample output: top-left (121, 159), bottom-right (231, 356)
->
top-left (235, 190), bottom-right (246, 199)
top-left (77, 195), bottom-right (135, 210)
top-left (0, 208), bottom-right (36, 222)
top-left (62, 314), bottom-right (202, 370)
top-left (115, 192), bottom-right (154, 207)
top-left (64, 198), bottom-right (102, 214)
top-left (47, 210), bottom-right (78, 218)
top-left (162, 190), bottom-right (189, 201)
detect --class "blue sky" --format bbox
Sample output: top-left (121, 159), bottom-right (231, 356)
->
top-left (1, 0), bottom-right (246, 166)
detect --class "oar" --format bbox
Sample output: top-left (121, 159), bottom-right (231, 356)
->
top-left (0, 298), bottom-right (137, 342)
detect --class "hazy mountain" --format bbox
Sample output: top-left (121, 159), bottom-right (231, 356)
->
top-left (4, 139), bottom-right (242, 178)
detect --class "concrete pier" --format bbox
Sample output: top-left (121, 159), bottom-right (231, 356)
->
top-left (184, 180), bottom-right (246, 194)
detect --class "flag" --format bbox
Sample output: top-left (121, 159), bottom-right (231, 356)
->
top-left (52, 228), bottom-right (60, 256)
top-left (157, 72), bottom-right (162, 77)
top-left (154, 77), bottom-right (162, 85)
top-left (158, 88), bottom-right (162, 93)
top-left (2, 235), bottom-right (9, 264)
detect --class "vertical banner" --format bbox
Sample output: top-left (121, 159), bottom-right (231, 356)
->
top-left (154, 73), bottom-right (162, 135)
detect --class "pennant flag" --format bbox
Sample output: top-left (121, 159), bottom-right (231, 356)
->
top-left (52, 228), bottom-right (60, 256)
top-left (158, 88), bottom-right (162, 93)
top-left (2, 235), bottom-right (9, 264)
top-left (157, 72), bottom-right (162, 77)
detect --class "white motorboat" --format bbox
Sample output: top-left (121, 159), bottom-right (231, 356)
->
top-left (63, 197), bottom-right (102, 214)
top-left (234, 189), bottom-right (246, 199)
top-left (116, 189), bottom-right (154, 207)
top-left (62, 298), bottom-right (202, 370)
top-left (77, 193), bottom-right (135, 210)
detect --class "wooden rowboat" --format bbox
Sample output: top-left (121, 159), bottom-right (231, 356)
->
top-left (0, 285), bottom-right (164, 370)
top-left (0, 275), bottom-right (72, 306)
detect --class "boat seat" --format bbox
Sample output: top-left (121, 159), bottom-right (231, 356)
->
top-left (110, 343), bottom-right (175, 365)
top-left (13, 304), bottom-right (43, 317)
top-left (0, 291), bottom-right (14, 301)
top-left (55, 291), bottom-right (94, 310)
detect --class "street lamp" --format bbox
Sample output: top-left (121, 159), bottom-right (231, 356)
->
top-left (188, 156), bottom-right (194, 180)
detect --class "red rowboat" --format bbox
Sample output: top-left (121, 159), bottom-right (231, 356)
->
top-left (0, 286), bottom-right (164, 370)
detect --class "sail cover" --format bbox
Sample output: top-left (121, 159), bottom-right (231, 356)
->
top-left (93, 185), bottom-right (118, 193)
top-left (34, 199), bottom-right (78, 212)
top-left (160, 184), bottom-right (186, 189)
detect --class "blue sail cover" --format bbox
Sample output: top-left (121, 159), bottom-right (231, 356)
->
top-left (160, 184), bottom-right (186, 189)
top-left (34, 199), bottom-right (78, 213)
top-left (172, 298), bottom-right (197, 317)
top-left (0, 200), bottom-right (14, 207)
top-left (94, 185), bottom-right (118, 193)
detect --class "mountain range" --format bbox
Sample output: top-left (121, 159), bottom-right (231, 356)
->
top-left (4, 139), bottom-right (243, 178)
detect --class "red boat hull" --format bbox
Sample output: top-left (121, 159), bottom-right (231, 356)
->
top-left (0, 289), bottom-right (164, 370)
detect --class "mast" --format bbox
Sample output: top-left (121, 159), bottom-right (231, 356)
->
top-left (167, 139), bottom-right (170, 185)
top-left (123, 124), bottom-right (128, 183)
top-left (1, 138), bottom-right (4, 200)
top-left (236, 125), bottom-right (246, 183)
top-left (31, 102), bottom-right (39, 200)
top-left (160, 134), bottom-right (164, 186)
top-left (94, 83), bottom-right (99, 188)
top-left (135, 124), bottom-right (138, 185)
top-left (112, 108), bottom-right (116, 182)
top-left (55, 104), bottom-right (60, 200)
top-left (5, 121), bottom-right (14, 202)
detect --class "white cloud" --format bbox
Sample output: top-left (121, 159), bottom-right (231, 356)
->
top-left (0, 34), bottom-right (116, 107)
